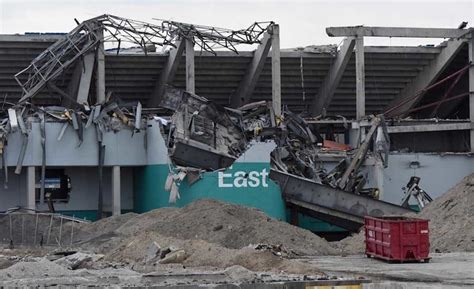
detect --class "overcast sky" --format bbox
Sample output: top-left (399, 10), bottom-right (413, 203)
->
top-left (0, 0), bottom-right (472, 48)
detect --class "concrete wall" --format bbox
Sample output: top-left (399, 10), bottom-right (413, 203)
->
top-left (0, 166), bottom-right (135, 212)
top-left (4, 119), bottom-right (164, 167)
top-left (381, 153), bottom-right (474, 204)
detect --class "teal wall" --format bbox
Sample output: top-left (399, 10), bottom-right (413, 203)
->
top-left (134, 163), bottom-right (287, 220)
top-left (133, 163), bottom-right (346, 233)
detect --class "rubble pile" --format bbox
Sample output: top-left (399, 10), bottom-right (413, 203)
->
top-left (68, 199), bottom-right (336, 271)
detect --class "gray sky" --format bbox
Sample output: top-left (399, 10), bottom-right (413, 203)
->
top-left (0, 0), bottom-right (472, 48)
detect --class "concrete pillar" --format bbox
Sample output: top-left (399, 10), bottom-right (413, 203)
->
top-left (469, 31), bottom-right (474, 153)
top-left (185, 37), bottom-right (195, 94)
top-left (95, 28), bottom-right (105, 104)
top-left (271, 24), bottom-right (281, 117)
top-left (26, 167), bottom-right (36, 211)
top-left (373, 160), bottom-right (384, 199)
top-left (355, 36), bottom-right (365, 120)
top-left (111, 166), bottom-right (121, 216)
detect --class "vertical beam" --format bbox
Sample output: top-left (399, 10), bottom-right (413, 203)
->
top-left (76, 52), bottom-right (96, 105)
top-left (271, 24), bottom-right (281, 117)
top-left (355, 37), bottom-right (365, 120)
top-left (373, 160), bottom-right (384, 199)
top-left (232, 32), bottom-right (272, 107)
top-left (111, 166), bottom-right (121, 216)
top-left (185, 37), bottom-right (195, 94)
top-left (26, 167), bottom-right (35, 211)
top-left (469, 31), bottom-right (474, 152)
top-left (311, 37), bottom-right (356, 115)
top-left (149, 39), bottom-right (185, 106)
top-left (95, 28), bottom-right (105, 104)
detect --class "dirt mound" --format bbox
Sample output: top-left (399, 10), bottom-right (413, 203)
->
top-left (76, 199), bottom-right (336, 256)
top-left (417, 173), bottom-right (474, 252)
top-left (102, 230), bottom-right (323, 274)
top-left (332, 231), bottom-right (365, 255)
top-left (69, 199), bottom-right (335, 273)
top-left (0, 258), bottom-right (73, 280)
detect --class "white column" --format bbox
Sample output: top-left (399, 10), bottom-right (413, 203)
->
top-left (26, 167), bottom-right (36, 211)
top-left (111, 166), bottom-right (121, 216)
top-left (469, 31), bottom-right (474, 153)
top-left (374, 160), bottom-right (384, 199)
top-left (355, 36), bottom-right (365, 120)
top-left (271, 24), bottom-right (281, 117)
top-left (96, 28), bottom-right (105, 104)
top-left (185, 37), bottom-right (195, 94)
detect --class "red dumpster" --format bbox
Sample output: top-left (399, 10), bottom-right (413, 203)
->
top-left (365, 216), bottom-right (430, 262)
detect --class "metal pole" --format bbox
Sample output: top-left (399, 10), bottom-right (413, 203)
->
top-left (34, 213), bottom-right (38, 245)
top-left (47, 214), bottom-right (53, 245)
top-left (26, 166), bottom-right (36, 211)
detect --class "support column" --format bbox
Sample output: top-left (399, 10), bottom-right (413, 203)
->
top-left (111, 166), bottom-right (121, 216)
top-left (26, 167), bottom-right (35, 211)
top-left (355, 36), bottom-right (365, 120)
top-left (469, 31), bottom-right (474, 153)
top-left (95, 28), bottom-right (105, 104)
top-left (373, 160), bottom-right (384, 200)
top-left (271, 24), bottom-right (281, 117)
top-left (185, 37), bottom-right (195, 94)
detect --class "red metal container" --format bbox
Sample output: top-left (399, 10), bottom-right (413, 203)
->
top-left (365, 216), bottom-right (430, 262)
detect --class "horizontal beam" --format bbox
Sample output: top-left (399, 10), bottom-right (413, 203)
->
top-left (364, 46), bottom-right (441, 54)
top-left (0, 34), bottom-right (65, 42)
top-left (326, 26), bottom-right (471, 38)
top-left (387, 122), bottom-right (472, 133)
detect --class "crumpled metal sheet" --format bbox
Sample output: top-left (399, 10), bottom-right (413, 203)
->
top-left (161, 86), bottom-right (275, 171)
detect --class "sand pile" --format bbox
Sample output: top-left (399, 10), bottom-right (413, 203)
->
top-left (0, 258), bottom-right (73, 280)
top-left (417, 173), bottom-right (474, 252)
top-left (69, 199), bottom-right (335, 273)
top-left (334, 173), bottom-right (474, 254)
top-left (332, 230), bottom-right (365, 255)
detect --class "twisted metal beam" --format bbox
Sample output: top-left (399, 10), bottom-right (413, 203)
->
top-left (15, 14), bottom-right (274, 103)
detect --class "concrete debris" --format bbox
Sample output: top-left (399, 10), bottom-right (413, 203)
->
top-left (160, 86), bottom-right (386, 199)
top-left (144, 241), bottom-right (161, 263)
top-left (159, 249), bottom-right (186, 264)
top-left (54, 252), bottom-right (103, 270)
top-left (253, 243), bottom-right (294, 258)
top-left (160, 87), bottom-right (275, 171)
top-left (283, 45), bottom-right (338, 55)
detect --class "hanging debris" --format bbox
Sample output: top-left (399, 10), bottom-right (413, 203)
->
top-left (160, 86), bottom-right (277, 171)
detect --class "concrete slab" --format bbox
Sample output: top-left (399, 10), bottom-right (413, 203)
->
top-left (299, 253), bottom-right (474, 288)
